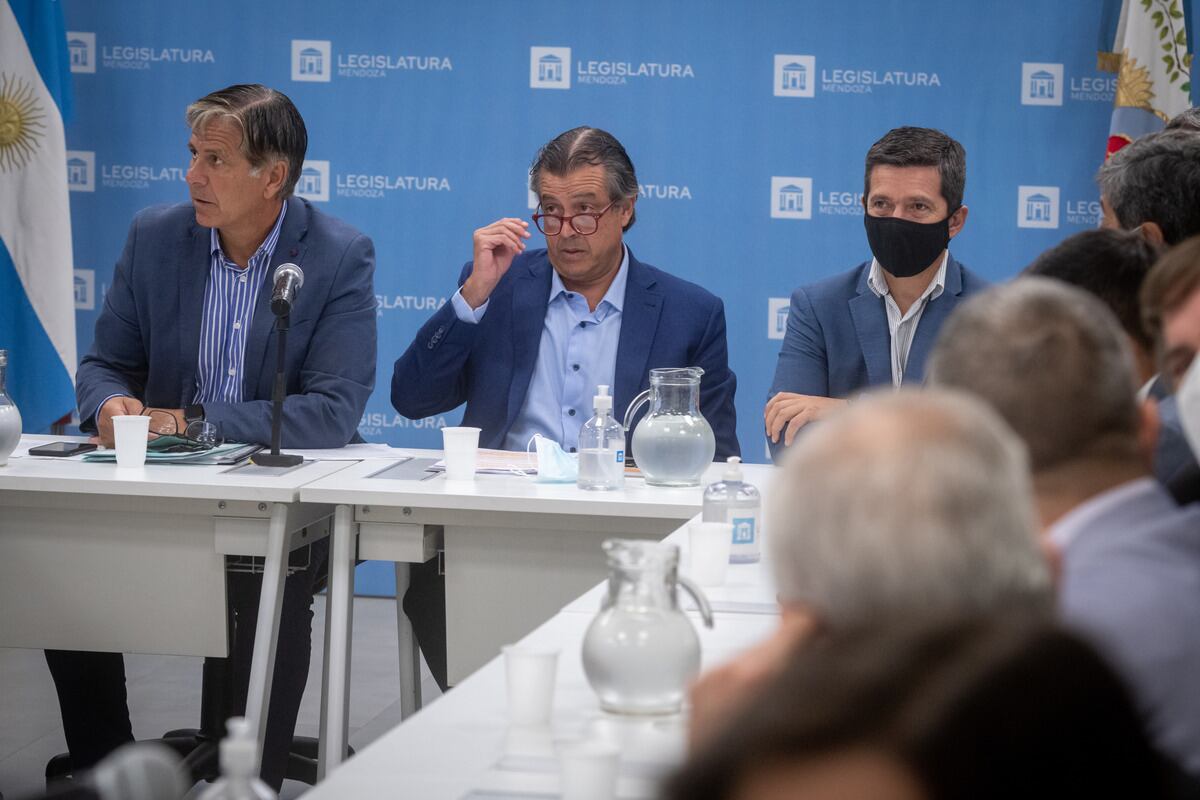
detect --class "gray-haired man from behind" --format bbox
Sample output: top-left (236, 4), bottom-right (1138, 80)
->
top-left (688, 389), bottom-right (1052, 746)
top-left (927, 278), bottom-right (1200, 779)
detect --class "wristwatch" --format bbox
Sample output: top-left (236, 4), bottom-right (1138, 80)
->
top-left (184, 404), bottom-right (206, 428)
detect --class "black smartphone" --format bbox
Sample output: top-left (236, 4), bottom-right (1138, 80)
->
top-left (27, 441), bottom-right (99, 457)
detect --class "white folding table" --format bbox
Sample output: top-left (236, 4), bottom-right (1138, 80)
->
top-left (298, 455), bottom-right (776, 774)
top-left (0, 435), bottom-right (355, 760)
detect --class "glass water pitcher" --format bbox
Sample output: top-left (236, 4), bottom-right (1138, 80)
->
top-left (623, 367), bottom-right (716, 487)
top-left (0, 350), bottom-right (22, 466)
top-left (581, 539), bottom-right (714, 715)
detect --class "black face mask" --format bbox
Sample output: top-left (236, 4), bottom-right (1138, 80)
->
top-left (863, 213), bottom-right (952, 278)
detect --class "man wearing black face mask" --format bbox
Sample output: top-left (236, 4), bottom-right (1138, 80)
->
top-left (765, 127), bottom-right (988, 460)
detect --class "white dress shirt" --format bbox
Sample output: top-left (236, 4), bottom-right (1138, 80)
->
top-left (867, 252), bottom-right (948, 387)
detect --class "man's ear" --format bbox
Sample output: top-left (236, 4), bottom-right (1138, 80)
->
top-left (1137, 221), bottom-right (1166, 247)
top-left (1137, 396), bottom-right (1162, 469)
top-left (948, 204), bottom-right (969, 239)
top-left (263, 159), bottom-right (288, 200)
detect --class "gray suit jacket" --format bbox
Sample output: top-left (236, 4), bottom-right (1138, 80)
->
top-left (1053, 478), bottom-right (1200, 777)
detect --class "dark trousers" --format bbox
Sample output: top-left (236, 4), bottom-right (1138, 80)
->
top-left (402, 557), bottom-right (449, 692)
top-left (45, 537), bottom-right (329, 791)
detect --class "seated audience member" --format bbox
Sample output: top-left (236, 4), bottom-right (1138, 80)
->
top-left (1097, 129), bottom-right (1200, 248)
top-left (1142, 235), bottom-right (1200, 503)
top-left (668, 617), bottom-right (1182, 800)
top-left (1022, 229), bottom-right (1193, 493)
top-left (765, 127), bottom-right (988, 458)
top-left (688, 389), bottom-right (1052, 746)
top-left (927, 278), bottom-right (1200, 778)
top-left (1166, 106), bottom-right (1200, 132)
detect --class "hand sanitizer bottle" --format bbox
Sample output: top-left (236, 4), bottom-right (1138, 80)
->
top-left (198, 717), bottom-right (277, 799)
top-left (702, 457), bottom-right (762, 563)
top-left (577, 385), bottom-right (625, 491)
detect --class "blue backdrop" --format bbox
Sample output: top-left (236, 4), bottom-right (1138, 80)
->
top-left (59, 0), bottom-right (1194, 464)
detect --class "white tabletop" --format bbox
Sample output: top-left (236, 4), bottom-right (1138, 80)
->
top-left (1, 434), bottom-right (354, 503)
top-left (306, 606), bottom-right (779, 799)
top-left (300, 455), bottom-right (776, 521)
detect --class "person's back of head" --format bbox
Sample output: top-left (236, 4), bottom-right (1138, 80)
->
top-left (927, 278), bottom-right (1141, 474)
top-left (1024, 229), bottom-right (1160, 375)
top-left (768, 389), bottom-right (1051, 630)
top-left (664, 615), bottom-right (1173, 800)
top-left (1097, 130), bottom-right (1200, 246)
top-left (1142, 234), bottom-right (1200, 389)
top-left (1165, 106), bottom-right (1200, 132)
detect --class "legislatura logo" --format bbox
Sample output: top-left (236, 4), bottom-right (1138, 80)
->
top-left (1021, 63), bottom-right (1063, 106)
top-left (67, 32), bottom-right (95, 74)
top-left (1017, 185), bottom-right (1060, 229)
top-left (531, 47), bottom-right (571, 89)
top-left (770, 177), bottom-right (812, 220)
top-left (66, 151), bottom-right (95, 192)
top-left (296, 160), bottom-right (330, 202)
top-left (768, 297), bottom-right (790, 340)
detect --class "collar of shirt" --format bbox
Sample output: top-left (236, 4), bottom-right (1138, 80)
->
top-left (867, 250), bottom-right (948, 315)
top-left (548, 244), bottom-right (629, 318)
top-left (1047, 476), bottom-right (1159, 550)
top-left (208, 202), bottom-right (288, 269)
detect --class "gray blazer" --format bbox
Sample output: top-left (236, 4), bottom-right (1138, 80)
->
top-left (1053, 478), bottom-right (1200, 777)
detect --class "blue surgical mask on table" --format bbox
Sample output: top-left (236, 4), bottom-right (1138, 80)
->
top-left (527, 433), bottom-right (579, 483)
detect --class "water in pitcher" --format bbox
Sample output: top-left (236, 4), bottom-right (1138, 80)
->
top-left (633, 414), bottom-right (716, 487)
top-left (581, 606), bottom-right (701, 714)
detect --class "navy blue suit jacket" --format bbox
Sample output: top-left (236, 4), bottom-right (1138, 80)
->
top-left (767, 255), bottom-right (988, 458)
top-left (77, 196), bottom-right (377, 448)
top-left (391, 248), bottom-right (739, 459)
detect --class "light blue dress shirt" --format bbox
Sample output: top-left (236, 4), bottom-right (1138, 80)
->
top-left (450, 246), bottom-right (629, 452)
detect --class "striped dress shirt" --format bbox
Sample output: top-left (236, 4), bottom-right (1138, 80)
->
top-left (193, 203), bottom-right (287, 404)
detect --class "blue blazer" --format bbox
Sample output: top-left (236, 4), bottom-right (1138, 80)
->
top-left (77, 196), bottom-right (377, 449)
top-left (391, 248), bottom-right (740, 459)
top-left (767, 255), bottom-right (988, 458)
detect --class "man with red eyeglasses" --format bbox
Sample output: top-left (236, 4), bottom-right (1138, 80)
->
top-left (391, 126), bottom-right (738, 689)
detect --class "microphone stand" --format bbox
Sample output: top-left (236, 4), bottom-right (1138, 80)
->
top-left (251, 312), bottom-right (303, 468)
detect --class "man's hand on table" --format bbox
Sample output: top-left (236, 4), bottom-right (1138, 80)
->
top-left (765, 393), bottom-right (848, 447)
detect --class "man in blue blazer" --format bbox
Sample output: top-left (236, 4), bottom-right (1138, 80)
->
top-left (392, 127), bottom-right (738, 690)
top-left (49, 85), bottom-right (376, 791)
top-left (766, 127), bottom-right (988, 460)
top-left (392, 127), bottom-right (738, 459)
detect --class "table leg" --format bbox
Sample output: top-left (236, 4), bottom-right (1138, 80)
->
top-left (394, 562), bottom-right (422, 718)
top-left (245, 502), bottom-right (289, 767)
top-left (318, 503), bottom-right (355, 778)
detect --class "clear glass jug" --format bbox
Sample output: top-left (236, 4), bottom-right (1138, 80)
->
top-left (0, 350), bottom-right (22, 466)
top-left (581, 539), bottom-right (714, 715)
top-left (623, 367), bottom-right (716, 487)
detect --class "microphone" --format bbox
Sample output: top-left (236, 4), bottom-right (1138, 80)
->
top-left (38, 743), bottom-right (188, 800)
top-left (271, 262), bottom-right (304, 317)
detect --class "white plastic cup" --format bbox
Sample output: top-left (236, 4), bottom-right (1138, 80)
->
top-left (558, 739), bottom-right (620, 800)
top-left (112, 415), bottom-right (151, 468)
top-left (502, 645), bottom-right (559, 726)
top-left (442, 426), bottom-right (481, 481)
top-left (689, 521), bottom-right (733, 587)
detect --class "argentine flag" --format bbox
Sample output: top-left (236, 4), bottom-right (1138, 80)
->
top-left (0, 0), bottom-right (75, 433)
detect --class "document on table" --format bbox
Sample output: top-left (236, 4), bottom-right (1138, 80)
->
top-left (286, 443), bottom-right (418, 461)
top-left (428, 448), bottom-right (539, 475)
top-left (82, 439), bottom-right (262, 465)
